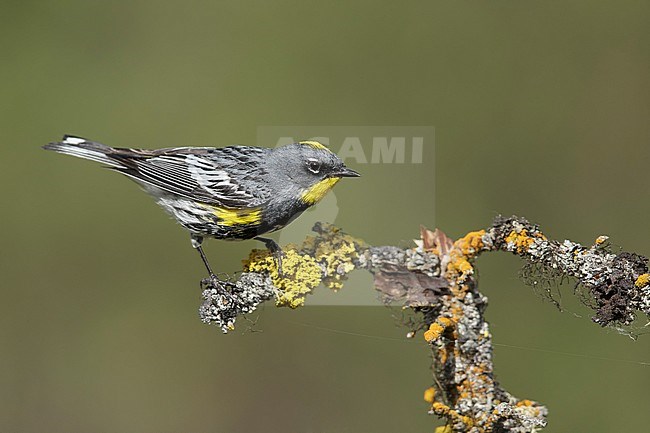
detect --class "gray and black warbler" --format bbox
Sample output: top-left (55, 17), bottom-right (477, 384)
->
top-left (43, 135), bottom-right (359, 290)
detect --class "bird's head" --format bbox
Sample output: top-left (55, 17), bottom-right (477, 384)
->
top-left (267, 140), bottom-right (360, 205)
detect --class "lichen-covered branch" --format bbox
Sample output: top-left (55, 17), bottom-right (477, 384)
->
top-left (198, 216), bottom-right (649, 432)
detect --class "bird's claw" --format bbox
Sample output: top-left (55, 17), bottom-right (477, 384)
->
top-left (274, 249), bottom-right (286, 279)
top-left (201, 274), bottom-right (237, 305)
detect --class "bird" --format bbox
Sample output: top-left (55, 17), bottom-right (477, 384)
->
top-left (43, 135), bottom-right (360, 294)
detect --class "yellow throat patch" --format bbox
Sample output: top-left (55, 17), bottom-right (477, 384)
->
top-left (300, 177), bottom-right (340, 205)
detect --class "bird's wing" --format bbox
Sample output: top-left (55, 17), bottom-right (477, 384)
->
top-left (111, 146), bottom-right (271, 208)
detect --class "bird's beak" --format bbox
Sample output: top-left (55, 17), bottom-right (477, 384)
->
top-left (330, 167), bottom-right (360, 178)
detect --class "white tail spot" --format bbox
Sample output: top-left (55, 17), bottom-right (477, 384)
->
top-left (63, 136), bottom-right (86, 145)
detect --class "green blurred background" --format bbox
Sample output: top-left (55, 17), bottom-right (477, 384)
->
top-left (1, 1), bottom-right (648, 432)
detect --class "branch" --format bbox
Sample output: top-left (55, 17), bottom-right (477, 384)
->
top-left (198, 216), bottom-right (649, 432)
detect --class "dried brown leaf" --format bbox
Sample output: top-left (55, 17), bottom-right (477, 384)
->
top-left (420, 226), bottom-right (454, 256)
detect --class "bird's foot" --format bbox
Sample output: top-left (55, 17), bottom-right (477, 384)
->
top-left (201, 274), bottom-right (237, 305)
top-left (255, 236), bottom-right (286, 279)
top-left (273, 249), bottom-right (286, 279)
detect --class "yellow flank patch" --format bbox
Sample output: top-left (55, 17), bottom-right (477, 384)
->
top-left (299, 140), bottom-right (329, 151)
top-left (300, 177), bottom-right (340, 205)
top-left (213, 206), bottom-right (262, 226)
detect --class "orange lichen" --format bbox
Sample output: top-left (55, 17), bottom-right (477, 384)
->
top-left (595, 235), bottom-right (609, 245)
top-left (431, 402), bottom-right (474, 428)
top-left (635, 273), bottom-right (650, 288)
top-left (512, 399), bottom-right (544, 421)
top-left (516, 399), bottom-right (535, 407)
top-left (505, 229), bottom-right (533, 252)
top-left (423, 225), bottom-right (548, 429)
top-left (424, 387), bottom-right (436, 404)
top-left (446, 257), bottom-right (473, 280)
top-left (505, 229), bottom-right (547, 254)
top-left (431, 402), bottom-right (448, 413)
top-left (450, 303), bottom-right (464, 319)
top-left (438, 346), bottom-right (449, 364)
top-left (424, 323), bottom-right (445, 342)
top-left (424, 316), bottom-right (457, 342)
top-left (457, 230), bottom-right (486, 254)
top-left (445, 230), bottom-right (486, 282)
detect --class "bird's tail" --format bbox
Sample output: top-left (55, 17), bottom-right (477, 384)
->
top-left (43, 135), bottom-right (125, 168)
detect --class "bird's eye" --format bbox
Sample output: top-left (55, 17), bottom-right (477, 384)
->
top-left (307, 158), bottom-right (321, 174)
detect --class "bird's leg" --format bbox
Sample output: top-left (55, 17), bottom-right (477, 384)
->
top-left (196, 244), bottom-right (216, 276)
top-left (255, 236), bottom-right (285, 278)
top-left (191, 235), bottom-right (235, 303)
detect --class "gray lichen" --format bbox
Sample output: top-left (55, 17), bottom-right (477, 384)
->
top-left (198, 273), bottom-right (275, 333)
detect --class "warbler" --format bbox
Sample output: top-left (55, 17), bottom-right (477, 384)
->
top-left (43, 135), bottom-right (359, 290)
